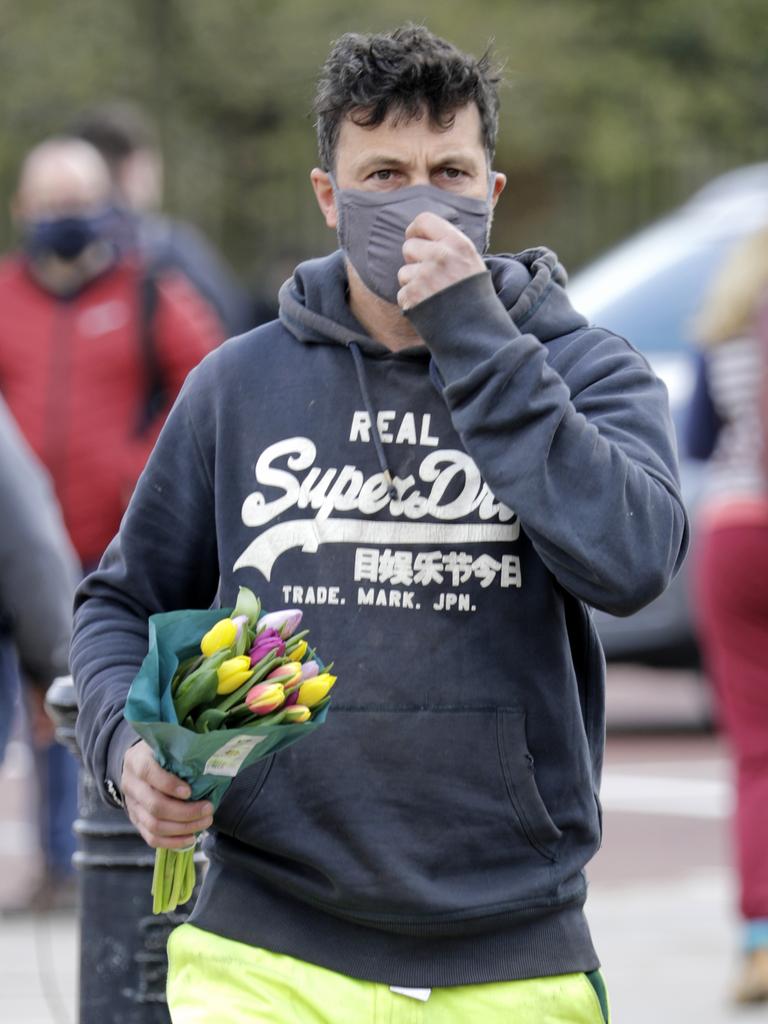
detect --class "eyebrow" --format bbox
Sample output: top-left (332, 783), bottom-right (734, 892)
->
top-left (352, 154), bottom-right (407, 175)
top-left (352, 151), bottom-right (482, 176)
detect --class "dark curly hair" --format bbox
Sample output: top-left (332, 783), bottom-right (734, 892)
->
top-left (313, 24), bottom-right (501, 172)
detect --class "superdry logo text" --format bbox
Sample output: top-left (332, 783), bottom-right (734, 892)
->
top-left (234, 415), bottom-right (523, 613)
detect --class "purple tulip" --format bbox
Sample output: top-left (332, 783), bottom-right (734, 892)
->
top-left (249, 627), bottom-right (285, 666)
top-left (300, 660), bottom-right (320, 681)
top-left (256, 609), bottom-right (303, 640)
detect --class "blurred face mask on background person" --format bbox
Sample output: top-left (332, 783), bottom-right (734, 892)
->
top-left (23, 207), bottom-right (117, 262)
top-left (331, 176), bottom-right (496, 304)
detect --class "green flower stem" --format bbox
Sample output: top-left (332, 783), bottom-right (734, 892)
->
top-left (181, 850), bottom-right (196, 904)
top-left (151, 847), bottom-right (166, 914)
top-left (162, 845), bottom-right (175, 911)
top-left (149, 846), bottom-right (200, 914)
top-left (234, 625), bottom-right (254, 657)
top-left (171, 655), bottom-right (205, 695)
top-left (173, 649), bottom-right (231, 722)
top-left (284, 630), bottom-right (310, 652)
top-left (234, 708), bottom-right (288, 729)
top-left (168, 852), bottom-right (182, 910)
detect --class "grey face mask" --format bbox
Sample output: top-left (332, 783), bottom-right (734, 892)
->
top-left (331, 178), bottom-right (495, 304)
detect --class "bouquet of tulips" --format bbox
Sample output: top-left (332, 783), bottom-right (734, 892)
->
top-left (124, 586), bottom-right (335, 913)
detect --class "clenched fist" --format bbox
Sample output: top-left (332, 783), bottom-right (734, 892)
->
top-left (397, 211), bottom-right (487, 311)
top-left (122, 739), bottom-right (214, 849)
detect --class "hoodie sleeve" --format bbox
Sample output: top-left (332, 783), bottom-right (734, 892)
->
top-left (0, 397), bottom-right (78, 684)
top-left (70, 369), bottom-right (220, 805)
top-left (405, 271), bottom-right (689, 617)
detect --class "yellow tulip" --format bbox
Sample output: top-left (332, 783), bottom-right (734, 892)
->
top-left (216, 656), bottom-right (254, 695)
top-left (201, 618), bottom-right (238, 658)
top-left (297, 673), bottom-right (336, 709)
top-left (287, 640), bottom-right (308, 662)
top-left (283, 704), bottom-right (311, 724)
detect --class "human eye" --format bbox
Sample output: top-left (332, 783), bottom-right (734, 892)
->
top-left (434, 166), bottom-right (469, 186)
top-left (364, 168), bottom-right (397, 183)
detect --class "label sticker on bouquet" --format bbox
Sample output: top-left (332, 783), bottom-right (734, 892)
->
top-left (204, 736), bottom-right (267, 777)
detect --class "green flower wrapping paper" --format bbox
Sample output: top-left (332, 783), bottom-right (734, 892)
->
top-left (123, 593), bottom-right (333, 912)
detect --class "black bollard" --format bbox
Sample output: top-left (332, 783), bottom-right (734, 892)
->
top-left (45, 676), bottom-right (203, 1024)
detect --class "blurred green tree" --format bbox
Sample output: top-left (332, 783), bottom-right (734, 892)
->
top-left (0, 0), bottom-right (766, 304)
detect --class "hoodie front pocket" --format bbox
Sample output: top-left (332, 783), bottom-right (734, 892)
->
top-left (497, 708), bottom-right (563, 862)
top-left (225, 706), bottom-right (563, 920)
top-left (212, 754), bottom-right (275, 838)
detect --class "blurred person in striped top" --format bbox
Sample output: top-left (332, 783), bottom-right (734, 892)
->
top-left (687, 225), bottom-right (768, 1004)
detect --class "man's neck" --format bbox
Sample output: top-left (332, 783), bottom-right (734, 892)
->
top-left (347, 267), bottom-right (423, 353)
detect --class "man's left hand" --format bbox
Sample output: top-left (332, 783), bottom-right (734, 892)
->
top-left (397, 212), bottom-right (486, 311)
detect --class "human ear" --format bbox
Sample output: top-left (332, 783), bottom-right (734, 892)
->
top-left (490, 172), bottom-right (507, 208)
top-left (310, 168), bottom-right (338, 229)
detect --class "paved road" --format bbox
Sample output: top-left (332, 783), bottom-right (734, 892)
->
top-left (588, 733), bottom-right (745, 1024)
top-left (0, 667), bottom-right (756, 1023)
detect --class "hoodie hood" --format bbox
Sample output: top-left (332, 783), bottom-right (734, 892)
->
top-left (279, 248), bottom-right (587, 353)
top-left (488, 247), bottom-right (588, 342)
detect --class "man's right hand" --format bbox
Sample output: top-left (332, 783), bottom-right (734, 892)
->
top-left (122, 740), bottom-right (214, 848)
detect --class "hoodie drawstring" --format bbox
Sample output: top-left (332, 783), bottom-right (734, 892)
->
top-left (349, 342), bottom-right (399, 501)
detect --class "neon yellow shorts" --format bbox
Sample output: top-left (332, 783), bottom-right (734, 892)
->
top-left (167, 923), bottom-right (610, 1023)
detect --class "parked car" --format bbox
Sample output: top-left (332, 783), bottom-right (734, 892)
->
top-left (567, 162), bottom-right (768, 664)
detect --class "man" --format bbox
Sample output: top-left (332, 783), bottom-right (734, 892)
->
top-left (0, 136), bottom-right (221, 909)
top-left (72, 100), bottom-right (258, 336)
top-left (0, 136), bottom-right (223, 569)
top-left (71, 26), bottom-right (687, 1022)
top-left (0, 394), bottom-right (79, 911)
top-left (0, 392), bottom-right (78, 766)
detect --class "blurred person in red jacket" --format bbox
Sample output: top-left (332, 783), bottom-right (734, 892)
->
top-left (0, 136), bottom-right (222, 909)
top-left (0, 136), bottom-right (223, 567)
top-left (71, 100), bottom-right (262, 337)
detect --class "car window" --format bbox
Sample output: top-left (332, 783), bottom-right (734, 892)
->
top-left (580, 238), bottom-right (734, 354)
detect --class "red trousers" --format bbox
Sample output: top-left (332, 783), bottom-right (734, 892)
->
top-left (694, 515), bottom-right (768, 920)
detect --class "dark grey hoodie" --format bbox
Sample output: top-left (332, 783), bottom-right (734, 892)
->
top-left (71, 248), bottom-right (688, 986)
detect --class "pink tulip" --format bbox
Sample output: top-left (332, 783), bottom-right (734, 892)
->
top-left (244, 681), bottom-right (285, 716)
top-left (256, 609), bottom-right (303, 640)
top-left (266, 663), bottom-right (302, 688)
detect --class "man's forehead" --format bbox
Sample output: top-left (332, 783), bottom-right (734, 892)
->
top-left (18, 143), bottom-right (111, 212)
top-left (338, 102), bottom-right (484, 153)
